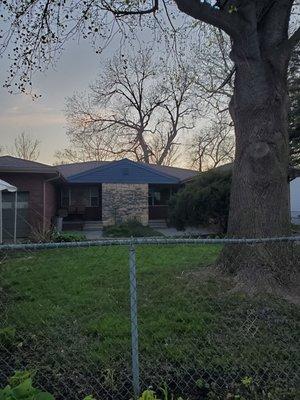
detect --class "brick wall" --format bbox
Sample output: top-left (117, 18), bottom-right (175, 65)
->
top-left (0, 173), bottom-right (57, 235)
top-left (102, 183), bottom-right (148, 226)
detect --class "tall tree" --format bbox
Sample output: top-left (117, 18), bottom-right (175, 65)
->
top-left (1, 1), bottom-right (299, 291)
top-left (188, 117), bottom-right (235, 172)
top-left (14, 132), bottom-right (40, 161)
top-left (289, 45), bottom-right (300, 166)
top-left (59, 50), bottom-right (197, 165)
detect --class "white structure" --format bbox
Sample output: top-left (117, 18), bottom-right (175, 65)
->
top-left (0, 179), bottom-right (17, 243)
top-left (290, 177), bottom-right (300, 225)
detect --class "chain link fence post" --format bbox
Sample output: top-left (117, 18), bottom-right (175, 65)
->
top-left (129, 240), bottom-right (140, 398)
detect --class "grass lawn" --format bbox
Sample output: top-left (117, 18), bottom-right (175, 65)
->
top-left (0, 244), bottom-right (299, 399)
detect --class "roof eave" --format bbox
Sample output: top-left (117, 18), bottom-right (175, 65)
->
top-left (0, 168), bottom-right (57, 174)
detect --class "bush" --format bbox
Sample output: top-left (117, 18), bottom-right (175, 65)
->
top-left (103, 220), bottom-right (163, 238)
top-left (0, 371), bottom-right (95, 400)
top-left (168, 170), bottom-right (231, 232)
top-left (30, 228), bottom-right (86, 243)
top-left (52, 231), bottom-right (86, 242)
top-left (0, 371), bottom-right (54, 400)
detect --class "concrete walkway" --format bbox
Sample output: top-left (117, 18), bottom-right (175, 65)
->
top-left (155, 226), bottom-right (218, 237)
top-left (82, 230), bottom-right (104, 240)
top-left (81, 226), bottom-right (217, 240)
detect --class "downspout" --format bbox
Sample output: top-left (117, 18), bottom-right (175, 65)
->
top-left (43, 172), bottom-right (62, 232)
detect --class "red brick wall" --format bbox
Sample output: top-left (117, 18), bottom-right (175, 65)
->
top-left (0, 172), bottom-right (57, 233)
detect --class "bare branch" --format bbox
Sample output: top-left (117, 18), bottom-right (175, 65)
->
top-left (173, 0), bottom-right (241, 37)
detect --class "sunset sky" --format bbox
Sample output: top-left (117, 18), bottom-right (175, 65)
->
top-left (0, 39), bottom-right (118, 164)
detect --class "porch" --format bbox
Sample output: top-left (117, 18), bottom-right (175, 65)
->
top-left (59, 183), bottom-right (177, 229)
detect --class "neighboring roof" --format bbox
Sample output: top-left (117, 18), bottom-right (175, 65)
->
top-left (182, 162), bottom-right (234, 183)
top-left (56, 160), bottom-right (110, 178)
top-left (67, 158), bottom-right (181, 184)
top-left (142, 163), bottom-right (199, 182)
top-left (0, 179), bottom-right (17, 192)
top-left (213, 162), bottom-right (234, 173)
top-left (57, 159), bottom-right (198, 183)
top-left (0, 155), bottom-right (57, 174)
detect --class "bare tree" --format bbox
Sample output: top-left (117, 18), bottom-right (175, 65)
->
top-left (191, 26), bottom-right (234, 115)
top-left (2, 0), bottom-right (300, 291)
top-left (188, 118), bottom-right (235, 172)
top-left (59, 50), bottom-right (198, 165)
top-left (14, 132), bottom-right (40, 161)
top-left (153, 65), bottom-right (199, 164)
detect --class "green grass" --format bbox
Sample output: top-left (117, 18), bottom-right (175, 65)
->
top-left (0, 245), bottom-right (299, 399)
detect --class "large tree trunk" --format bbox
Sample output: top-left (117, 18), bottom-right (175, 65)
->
top-left (219, 24), bottom-right (299, 293)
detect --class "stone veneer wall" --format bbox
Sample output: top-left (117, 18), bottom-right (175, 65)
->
top-left (102, 183), bottom-right (148, 226)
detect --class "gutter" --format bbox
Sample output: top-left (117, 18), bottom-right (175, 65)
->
top-left (0, 168), bottom-right (57, 174)
top-left (43, 171), bottom-right (64, 232)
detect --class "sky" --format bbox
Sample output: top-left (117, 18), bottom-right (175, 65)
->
top-left (0, 39), bottom-right (117, 165)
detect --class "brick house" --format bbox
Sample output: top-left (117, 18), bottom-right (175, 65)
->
top-left (0, 156), bottom-right (198, 238)
top-left (0, 156), bottom-right (62, 239)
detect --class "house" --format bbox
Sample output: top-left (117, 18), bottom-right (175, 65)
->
top-left (290, 177), bottom-right (300, 225)
top-left (0, 156), bottom-right (198, 238)
top-left (0, 156), bottom-right (62, 239)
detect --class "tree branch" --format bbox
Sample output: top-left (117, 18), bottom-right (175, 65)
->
top-left (278, 27), bottom-right (300, 54)
top-left (173, 0), bottom-right (241, 38)
top-left (104, 0), bottom-right (159, 16)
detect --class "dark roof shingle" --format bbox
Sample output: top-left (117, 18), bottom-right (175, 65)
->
top-left (0, 155), bottom-right (56, 174)
top-left (57, 159), bottom-right (198, 182)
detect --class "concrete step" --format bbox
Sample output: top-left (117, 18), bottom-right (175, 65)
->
top-left (149, 220), bottom-right (167, 229)
top-left (63, 222), bottom-right (84, 231)
top-left (83, 221), bottom-right (103, 231)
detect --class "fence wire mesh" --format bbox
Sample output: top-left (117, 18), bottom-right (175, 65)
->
top-left (0, 237), bottom-right (299, 400)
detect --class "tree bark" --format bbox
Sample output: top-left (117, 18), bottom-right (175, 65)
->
top-left (218, 13), bottom-right (299, 292)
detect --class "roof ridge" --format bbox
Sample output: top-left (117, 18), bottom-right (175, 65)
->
top-left (129, 159), bottom-right (182, 181)
top-left (148, 162), bottom-right (197, 173)
top-left (56, 160), bottom-right (109, 167)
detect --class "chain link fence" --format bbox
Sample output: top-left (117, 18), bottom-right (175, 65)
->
top-left (0, 237), bottom-right (299, 399)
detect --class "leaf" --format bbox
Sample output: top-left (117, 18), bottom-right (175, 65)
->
top-left (34, 392), bottom-right (55, 400)
top-left (11, 379), bottom-right (35, 399)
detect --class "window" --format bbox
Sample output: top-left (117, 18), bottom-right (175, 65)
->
top-left (2, 191), bottom-right (29, 209)
top-left (90, 187), bottom-right (99, 207)
top-left (148, 187), bottom-right (172, 206)
top-left (61, 187), bottom-right (100, 208)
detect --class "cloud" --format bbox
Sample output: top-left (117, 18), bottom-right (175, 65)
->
top-left (0, 108), bottom-right (65, 127)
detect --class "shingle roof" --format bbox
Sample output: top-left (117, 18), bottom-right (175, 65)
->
top-left (145, 163), bottom-right (199, 181)
top-left (56, 160), bottom-right (110, 178)
top-left (67, 158), bottom-right (181, 184)
top-left (0, 155), bottom-right (57, 174)
top-left (57, 159), bottom-right (198, 182)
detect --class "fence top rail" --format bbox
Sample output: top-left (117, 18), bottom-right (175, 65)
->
top-left (0, 235), bottom-right (299, 251)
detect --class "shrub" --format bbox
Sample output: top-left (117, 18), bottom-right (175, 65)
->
top-left (103, 220), bottom-right (163, 238)
top-left (0, 371), bottom-right (54, 400)
top-left (168, 170), bottom-right (231, 232)
top-left (30, 228), bottom-right (86, 243)
top-left (52, 231), bottom-right (86, 242)
top-left (0, 371), bottom-right (95, 400)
